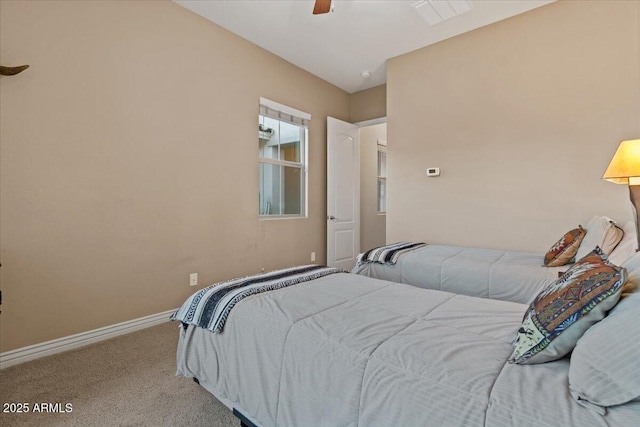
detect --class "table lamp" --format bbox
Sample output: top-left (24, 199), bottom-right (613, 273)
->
top-left (603, 139), bottom-right (640, 251)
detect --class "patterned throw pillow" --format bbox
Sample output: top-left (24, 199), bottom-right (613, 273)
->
top-left (510, 247), bottom-right (626, 365)
top-left (544, 226), bottom-right (586, 267)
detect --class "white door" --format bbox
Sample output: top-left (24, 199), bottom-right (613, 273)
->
top-left (327, 117), bottom-right (360, 270)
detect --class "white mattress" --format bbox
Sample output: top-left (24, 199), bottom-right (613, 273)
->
top-left (352, 245), bottom-right (567, 304)
top-left (175, 273), bottom-right (639, 426)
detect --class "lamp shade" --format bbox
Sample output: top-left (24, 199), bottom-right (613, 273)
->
top-left (603, 139), bottom-right (640, 184)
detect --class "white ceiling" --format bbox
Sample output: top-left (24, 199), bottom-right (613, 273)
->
top-left (174, 0), bottom-right (555, 94)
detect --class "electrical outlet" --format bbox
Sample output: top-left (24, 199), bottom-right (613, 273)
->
top-left (311, 252), bottom-right (316, 262)
top-left (189, 273), bottom-right (198, 287)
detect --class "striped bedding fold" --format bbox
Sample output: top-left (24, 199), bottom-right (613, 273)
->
top-left (358, 242), bottom-right (426, 265)
top-left (171, 264), bottom-right (341, 333)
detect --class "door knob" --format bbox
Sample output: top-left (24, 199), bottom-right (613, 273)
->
top-left (327, 215), bottom-right (336, 221)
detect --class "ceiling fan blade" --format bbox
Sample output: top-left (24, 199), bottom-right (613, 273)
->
top-left (313, 0), bottom-right (332, 15)
top-left (0, 65), bottom-right (29, 76)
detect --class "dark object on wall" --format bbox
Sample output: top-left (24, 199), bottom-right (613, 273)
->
top-left (0, 65), bottom-right (29, 76)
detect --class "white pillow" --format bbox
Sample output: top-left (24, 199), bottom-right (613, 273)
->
top-left (608, 221), bottom-right (637, 266)
top-left (575, 216), bottom-right (623, 260)
top-left (569, 254), bottom-right (640, 409)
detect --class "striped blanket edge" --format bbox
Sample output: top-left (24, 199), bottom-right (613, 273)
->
top-left (171, 265), bottom-right (341, 333)
top-left (358, 242), bottom-right (426, 265)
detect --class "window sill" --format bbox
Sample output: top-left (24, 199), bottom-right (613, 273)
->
top-left (259, 215), bottom-right (308, 221)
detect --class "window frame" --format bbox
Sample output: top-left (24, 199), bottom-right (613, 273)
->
top-left (377, 140), bottom-right (387, 214)
top-left (258, 98), bottom-right (310, 220)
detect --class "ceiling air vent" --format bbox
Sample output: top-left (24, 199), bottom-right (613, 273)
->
top-left (413, 0), bottom-right (472, 26)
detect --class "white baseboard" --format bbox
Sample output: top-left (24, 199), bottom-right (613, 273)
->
top-left (0, 308), bottom-right (177, 370)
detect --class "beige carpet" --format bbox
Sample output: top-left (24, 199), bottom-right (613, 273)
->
top-left (0, 322), bottom-right (238, 427)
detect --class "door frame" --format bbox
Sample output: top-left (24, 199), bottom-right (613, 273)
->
top-left (353, 116), bottom-right (387, 127)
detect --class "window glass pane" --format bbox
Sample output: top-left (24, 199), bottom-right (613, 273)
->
top-left (283, 165), bottom-right (302, 215)
top-left (377, 178), bottom-right (386, 213)
top-left (278, 121), bottom-right (303, 163)
top-left (259, 163), bottom-right (282, 215)
top-left (377, 149), bottom-right (387, 177)
top-left (259, 163), bottom-right (303, 215)
top-left (259, 115), bottom-right (280, 161)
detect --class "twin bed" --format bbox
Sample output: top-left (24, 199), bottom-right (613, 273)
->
top-left (173, 218), bottom-right (640, 426)
top-left (352, 244), bottom-right (566, 304)
top-left (352, 219), bottom-right (635, 305)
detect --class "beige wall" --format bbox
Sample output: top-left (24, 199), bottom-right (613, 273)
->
top-left (0, 0), bottom-right (350, 352)
top-left (387, 0), bottom-right (640, 253)
top-left (350, 84), bottom-right (386, 123)
top-left (360, 123), bottom-right (387, 251)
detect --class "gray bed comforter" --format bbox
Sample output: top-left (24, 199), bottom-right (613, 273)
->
top-left (352, 244), bottom-right (567, 304)
top-left (176, 273), bottom-right (639, 427)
